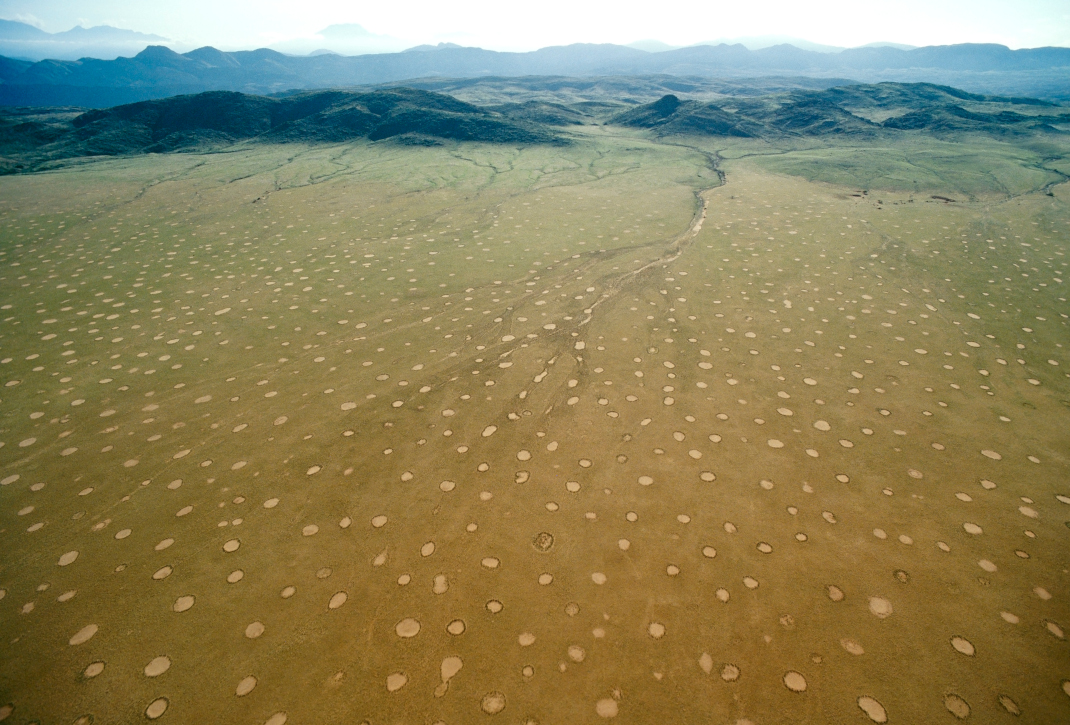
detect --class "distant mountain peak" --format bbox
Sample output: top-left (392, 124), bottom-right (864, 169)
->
top-left (404, 42), bottom-right (467, 53)
top-left (0, 19), bottom-right (50, 39)
top-left (319, 24), bottom-right (378, 38)
top-left (627, 40), bottom-right (680, 53)
top-left (270, 23), bottom-right (407, 57)
top-left (695, 35), bottom-right (846, 53)
top-left (857, 42), bottom-right (917, 50)
top-left (55, 25), bottom-right (166, 41)
top-left (136, 45), bottom-right (184, 61)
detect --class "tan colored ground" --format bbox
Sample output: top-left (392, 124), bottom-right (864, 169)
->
top-left (0, 136), bottom-right (1067, 724)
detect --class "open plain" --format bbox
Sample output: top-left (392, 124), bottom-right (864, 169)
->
top-left (0, 118), bottom-right (1068, 724)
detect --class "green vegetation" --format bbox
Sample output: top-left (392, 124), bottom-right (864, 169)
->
top-left (0, 88), bottom-right (562, 173)
top-left (396, 74), bottom-right (850, 106)
top-left (613, 83), bottom-right (1068, 139)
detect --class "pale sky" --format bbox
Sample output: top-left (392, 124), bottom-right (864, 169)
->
top-left (2, 0), bottom-right (1068, 51)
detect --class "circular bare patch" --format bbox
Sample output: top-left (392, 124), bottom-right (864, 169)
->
top-left (145, 698), bottom-right (168, 720)
top-left (532, 532), bottom-right (554, 552)
top-left (596, 698), bottom-right (618, 717)
top-left (950, 636), bottom-right (975, 656)
top-left (868, 597), bottom-right (892, 618)
top-left (480, 691), bottom-right (506, 714)
top-left (945, 694), bottom-right (970, 719)
top-left (395, 618), bottom-right (421, 638)
top-left (858, 696), bottom-right (888, 722)
top-left (841, 638), bottom-right (864, 655)
top-left (236, 676), bottom-right (257, 696)
top-left (783, 671), bottom-right (806, 692)
top-left (173, 595), bottom-right (195, 612)
top-left (998, 695), bottom-right (1020, 715)
top-left (144, 656), bottom-right (171, 677)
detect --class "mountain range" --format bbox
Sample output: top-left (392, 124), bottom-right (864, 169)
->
top-left (0, 19), bottom-right (928, 61)
top-left (626, 37), bottom-right (917, 54)
top-left (0, 19), bottom-right (166, 62)
top-left (1, 40), bottom-right (1069, 108)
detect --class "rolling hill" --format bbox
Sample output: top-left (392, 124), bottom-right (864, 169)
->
top-left (612, 83), bottom-right (1068, 138)
top-left (0, 87), bottom-right (561, 172)
top-left (2, 81), bottom-right (1067, 175)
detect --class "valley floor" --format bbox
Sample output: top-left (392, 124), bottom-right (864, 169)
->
top-left (0, 132), bottom-right (1068, 723)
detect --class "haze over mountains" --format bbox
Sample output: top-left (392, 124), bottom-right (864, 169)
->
top-left (2, 38), bottom-right (1069, 108)
top-left (268, 24), bottom-right (410, 58)
top-left (0, 19), bottom-right (166, 62)
top-left (0, 17), bottom-right (926, 62)
top-left (626, 37), bottom-right (917, 54)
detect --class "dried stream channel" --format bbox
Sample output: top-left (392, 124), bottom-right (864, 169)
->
top-left (0, 131), bottom-right (1068, 724)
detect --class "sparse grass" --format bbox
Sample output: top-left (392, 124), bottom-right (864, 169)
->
top-left (0, 128), bottom-right (1068, 725)
top-left (714, 135), bottom-right (1067, 199)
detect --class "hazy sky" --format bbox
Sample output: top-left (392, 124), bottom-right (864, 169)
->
top-left (3, 0), bottom-right (1068, 51)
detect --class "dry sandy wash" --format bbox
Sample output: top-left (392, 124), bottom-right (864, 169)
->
top-left (0, 138), bottom-right (1067, 724)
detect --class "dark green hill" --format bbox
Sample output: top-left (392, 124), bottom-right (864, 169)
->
top-left (484, 101), bottom-right (588, 126)
top-left (610, 92), bottom-right (876, 138)
top-left (611, 93), bottom-right (689, 126)
top-left (611, 94), bottom-right (763, 136)
top-left (610, 83), bottom-right (1069, 139)
top-left (0, 87), bottom-right (561, 172)
top-left (69, 91), bottom-right (278, 154)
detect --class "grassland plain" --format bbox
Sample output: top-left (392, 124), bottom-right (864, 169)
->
top-left (0, 126), bottom-right (1067, 725)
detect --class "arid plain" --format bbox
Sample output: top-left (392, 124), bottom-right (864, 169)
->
top-left (0, 128), bottom-right (1068, 724)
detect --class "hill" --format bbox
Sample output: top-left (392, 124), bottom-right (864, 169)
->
top-left (611, 83), bottom-right (1069, 139)
top-left (0, 87), bottom-right (561, 172)
top-left (387, 75), bottom-right (853, 107)
top-left (3, 81), bottom-right (1067, 175)
top-left (1, 42), bottom-right (1070, 108)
